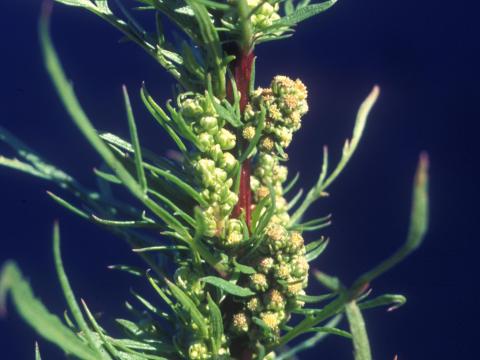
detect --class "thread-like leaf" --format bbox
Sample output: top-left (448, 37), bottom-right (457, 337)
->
top-left (0, 262), bottom-right (97, 360)
top-left (305, 238), bottom-right (329, 262)
top-left (53, 222), bottom-right (110, 359)
top-left (207, 294), bottom-right (223, 354)
top-left (123, 85), bottom-right (147, 193)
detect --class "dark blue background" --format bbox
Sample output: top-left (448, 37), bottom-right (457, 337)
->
top-left (0, 0), bottom-right (477, 359)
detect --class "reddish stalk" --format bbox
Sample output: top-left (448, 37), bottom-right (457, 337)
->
top-left (228, 50), bottom-right (255, 229)
top-left (225, 49), bottom-right (255, 360)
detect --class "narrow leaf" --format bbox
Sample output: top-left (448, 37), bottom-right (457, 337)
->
top-left (123, 85), bottom-right (147, 192)
top-left (201, 276), bottom-right (255, 297)
top-left (0, 262), bottom-right (97, 360)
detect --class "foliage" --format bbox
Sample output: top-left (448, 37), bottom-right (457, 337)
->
top-left (0, 0), bottom-right (429, 359)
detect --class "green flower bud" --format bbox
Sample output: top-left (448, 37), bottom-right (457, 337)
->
top-left (274, 263), bottom-right (291, 281)
top-left (291, 256), bottom-right (309, 278)
top-left (265, 223), bottom-right (288, 251)
top-left (215, 128), bottom-right (236, 150)
top-left (219, 152), bottom-right (237, 173)
top-left (181, 98), bottom-right (203, 118)
top-left (198, 132), bottom-right (214, 149)
top-left (199, 115), bottom-right (218, 132)
top-left (272, 165), bottom-right (288, 183)
top-left (286, 231), bottom-right (304, 254)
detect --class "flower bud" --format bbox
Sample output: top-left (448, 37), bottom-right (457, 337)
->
top-left (264, 289), bottom-right (285, 311)
top-left (199, 115), bottom-right (218, 132)
top-left (246, 297), bottom-right (263, 313)
top-left (188, 342), bottom-right (209, 360)
top-left (242, 125), bottom-right (256, 140)
top-left (257, 257), bottom-right (274, 274)
top-left (219, 152), bottom-right (237, 173)
top-left (250, 273), bottom-right (269, 292)
top-left (260, 311), bottom-right (281, 331)
top-left (231, 312), bottom-right (249, 333)
top-left (215, 128), bottom-right (236, 150)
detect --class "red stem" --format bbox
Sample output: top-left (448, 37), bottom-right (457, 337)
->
top-left (228, 50), bottom-right (255, 229)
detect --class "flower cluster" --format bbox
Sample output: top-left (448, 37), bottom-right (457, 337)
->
top-left (244, 75), bottom-right (308, 156)
top-left (246, 0), bottom-right (281, 29)
top-left (178, 93), bottom-right (245, 247)
top-left (229, 76), bottom-right (310, 344)
top-left (230, 228), bottom-right (309, 344)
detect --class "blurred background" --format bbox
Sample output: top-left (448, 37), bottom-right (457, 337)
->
top-left (0, 0), bottom-right (477, 358)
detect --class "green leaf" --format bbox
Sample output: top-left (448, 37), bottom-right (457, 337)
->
top-left (132, 245), bottom-right (189, 252)
top-left (0, 156), bottom-right (50, 179)
top-left (200, 276), bottom-right (255, 297)
top-left (358, 294), bottom-right (406, 312)
top-left (233, 260), bottom-right (257, 275)
top-left (47, 191), bottom-right (89, 220)
top-left (40, 11), bottom-right (144, 200)
top-left (275, 315), bottom-right (343, 360)
top-left (0, 262), bottom-right (98, 360)
top-left (35, 342), bottom-right (42, 360)
top-left (81, 299), bottom-right (119, 357)
top-left (207, 294), bottom-right (223, 354)
top-left (346, 301), bottom-right (372, 360)
top-left (290, 86), bottom-right (379, 225)
top-left (140, 85), bottom-right (188, 154)
top-left (305, 238), bottom-right (329, 262)
top-left (123, 86), bottom-right (147, 193)
top-left (350, 153), bottom-right (429, 293)
top-left (53, 222), bottom-right (110, 359)
top-left (296, 293), bottom-right (335, 303)
top-left (270, 0), bottom-right (338, 28)
top-left (304, 326), bottom-right (351, 339)
top-left (313, 270), bottom-right (342, 292)
top-left (164, 278), bottom-right (209, 338)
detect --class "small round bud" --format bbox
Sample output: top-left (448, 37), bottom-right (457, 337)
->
top-left (257, 257), bottom-right (274, 274)
top-left (250, 273), bottom-right (269, 292)
top-left (216, 128), bottom-right (236, 150)
top-left (231, 312), bottom-right (249, 333)
top-left (242, 125), bottom-right (256, 140)
top-left (274, 263), bottom-right (290, 280)
top-left (264, 289), bottom-right (285, 311)
top-left (246, 297), bottom-right (263, 313)
top-left (288, 232), bottom-right (304, 253)
top-left (260, 311), bottom-right (281, 331)
top-left (286, 282), bottom-right (304, 297)
top-left (256, 186), bottom-right (270, 200)
top-left (198, 132), bottom-right (214, 149)
top-left (188, 342), bottom-right (208, 360)
top-left (219, 152), bottom-right (237, 173)
top-left (199, 115), bottom-right (218, 131)
top-left (291, 256), bottom-right (309, 277)
top-left (268, 103), bottom-right (282, 121)
top-left (260, 136), bottom-right (275, 152)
